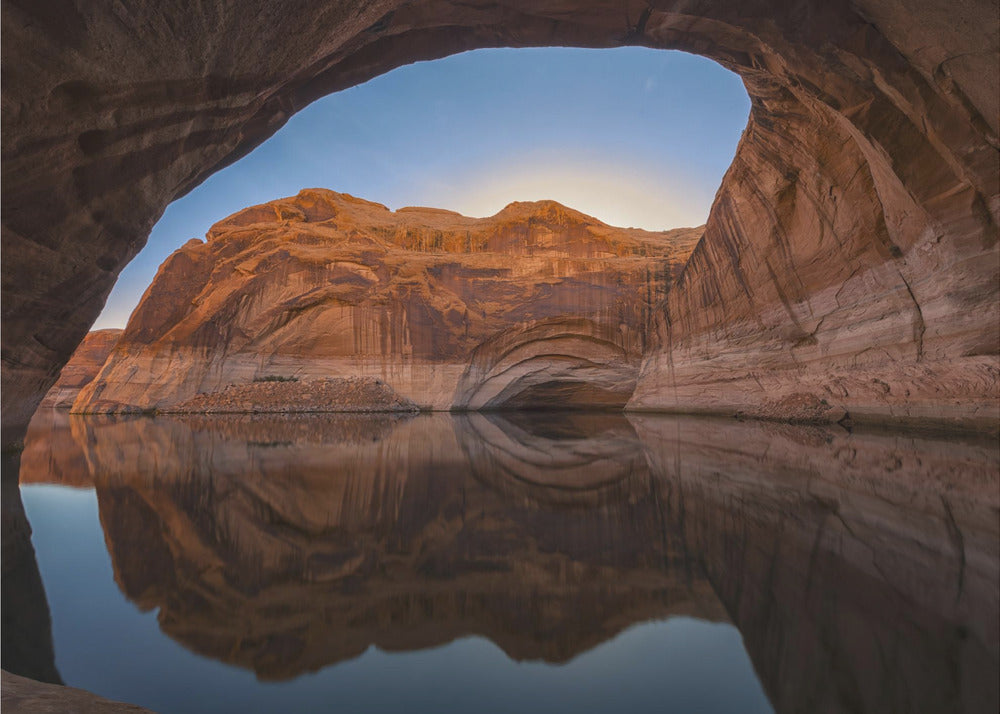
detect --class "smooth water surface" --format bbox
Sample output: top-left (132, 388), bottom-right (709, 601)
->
top-left (6, 410), bottom-right (999, 713)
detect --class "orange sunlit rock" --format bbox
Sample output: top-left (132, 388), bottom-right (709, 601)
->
top-left (73, 190), bottom-right (700, 413)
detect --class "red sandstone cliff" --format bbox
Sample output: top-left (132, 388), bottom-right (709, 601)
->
top-left (3, 0), bottom-right (997, 443)
top-left (38, 329), bottom-right (121, 409)
top-left (74, 190), bottom-right (700, 413)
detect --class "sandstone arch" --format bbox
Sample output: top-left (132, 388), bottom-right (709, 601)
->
top-left (453, 318), bottom-right (641, 410)
top-left (3, 0), bottom-right (997, 443)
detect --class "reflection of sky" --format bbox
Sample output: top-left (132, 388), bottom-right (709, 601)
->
top-left (22, 483), bottom-right (773, 714)
top-left (94, 47), bottom-right (750, 329)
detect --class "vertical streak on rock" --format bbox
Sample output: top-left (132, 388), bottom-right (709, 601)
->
top-left (897, 270), bottom-right (926, 361)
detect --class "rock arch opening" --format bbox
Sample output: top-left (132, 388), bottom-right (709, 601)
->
top-left (3, 0), bottom-right (997, 443)
top-left (48, 48), bottom-right (750, 416)
top-left (91, 46), bottom-right (748, 334)
top-left (453, 318), bottom-right (643, 411)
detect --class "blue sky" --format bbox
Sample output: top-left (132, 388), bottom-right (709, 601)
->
top-left (95, 48), bottom-right (750, 329)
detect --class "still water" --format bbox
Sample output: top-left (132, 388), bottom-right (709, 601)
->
top-left (5, 409), bottom-right (999, 713)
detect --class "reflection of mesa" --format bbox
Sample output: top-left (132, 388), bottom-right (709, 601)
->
top-left (71, 189), bottom-right (700, 415)
top-left (29, 411), bottom-right (727, 678)
top-left (19, 409), bottom-right (999, 711)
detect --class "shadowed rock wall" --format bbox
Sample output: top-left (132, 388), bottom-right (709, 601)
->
top-left (1, 457), bottom-right (61, 685)
top-left (3, 0), bottom-right (997, 442)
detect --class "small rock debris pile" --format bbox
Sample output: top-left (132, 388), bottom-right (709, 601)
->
top-left (165, 377), bottom-right (419, 413)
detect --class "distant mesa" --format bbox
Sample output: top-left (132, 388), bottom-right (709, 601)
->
top-left (72, 189), bottom-right (701, 414)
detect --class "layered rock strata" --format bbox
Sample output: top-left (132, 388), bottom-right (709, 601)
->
top-left (37, 329), bottom-right (120, 409)
top-left (3, 0), bottom-right (998, 444)
top-left (74, 190), bottom-right (699, 413)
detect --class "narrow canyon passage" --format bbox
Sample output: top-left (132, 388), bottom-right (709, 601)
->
top-left (3, 0), bottom-right (997, 444)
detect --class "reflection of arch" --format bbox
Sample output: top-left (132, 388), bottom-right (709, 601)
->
top-left (453, 411), bottom-right (649, 507)
top-left (18, 412), bottom-right (999, 708)
top-left (4, 1), bottom-right (997, 441)
top-left (47, 414), bottom-right (721, 679)
top-left (453, 318), bottom-right (638, 409)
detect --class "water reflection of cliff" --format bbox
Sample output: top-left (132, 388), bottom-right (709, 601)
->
top-left (630, 417), bottom-right (999, 714)
top-left (18, 411), bottom-right (1000, 713)
top-left (27, 411), bottom-right (727, 678)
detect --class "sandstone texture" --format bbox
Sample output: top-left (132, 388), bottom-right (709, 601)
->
top-left (1, 671), bottom-right (152, 714)
top-left (37, 329), bottom-right (120, 409)
top-left (2, 0), bottom-right (997, 444)
top-left (17, 412), bottom-right (999, 710)
top-left (74, 190), bottom-right (698, 413)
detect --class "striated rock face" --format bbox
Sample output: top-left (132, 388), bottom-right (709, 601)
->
top-left (37, 329), bottom-right (120, 409)
top-left (74, 190), bottom-right (699, 413)
top-left (2, 0), bottom-right (998, 442)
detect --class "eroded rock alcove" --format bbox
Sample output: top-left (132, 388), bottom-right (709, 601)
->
top-left (3, 0), bottom-right (997, 443)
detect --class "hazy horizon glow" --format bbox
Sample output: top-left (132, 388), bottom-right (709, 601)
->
top-left (94, 48), bottom-right (750, 329)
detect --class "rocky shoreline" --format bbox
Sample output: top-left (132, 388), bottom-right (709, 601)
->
top-left (160, 377), bottom-right (419, 414)
top-left (1, 671), bottom-right (151, 713)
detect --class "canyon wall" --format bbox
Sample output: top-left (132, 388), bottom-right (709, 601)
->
top-left (37, 329), bottom-right (120, 409)
top-left (630, 52), bottom-right (999, 427)
top-left (3, 0), bottom-right (997, 442)
top-left (73, 190), bottom-right (698, 413)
